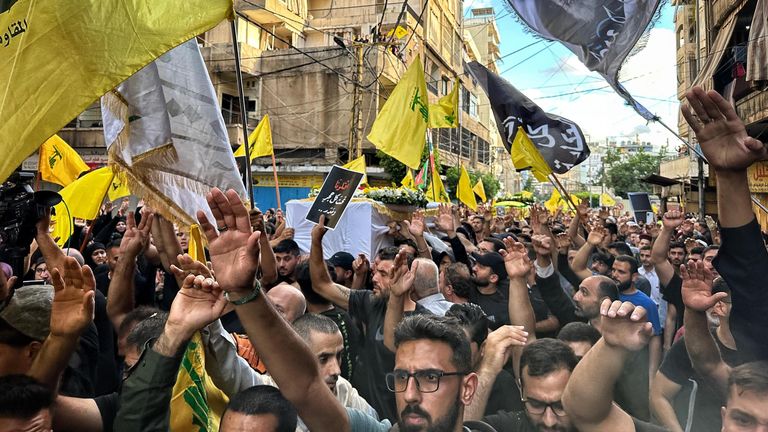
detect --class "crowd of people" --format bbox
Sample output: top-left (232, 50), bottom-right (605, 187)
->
top-left (1, 90), bottom-right (767, 432)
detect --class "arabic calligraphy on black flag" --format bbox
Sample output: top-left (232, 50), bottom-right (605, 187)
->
top-left (306, 165), bottom-right (364, 229)
top-left (506, 0), bottom-right (662, 120)
top-left (467, 61), bottom-right (590, 175)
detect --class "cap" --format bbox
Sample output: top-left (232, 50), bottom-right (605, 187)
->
top-left (0, 285), bottom-right (54, 341)
top-left (328, 252), bottom-right (355, 271)
top-left (471, 251), bottom-right (507, 280)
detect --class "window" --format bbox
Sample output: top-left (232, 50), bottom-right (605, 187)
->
top-left (478, 138), bottom-right (490, 164)
top-left (469, 93), bottom-right (479, 118)
top-left (442, 77), bottom-right (450, 96)
top-left (677, 26), bottom-right (684, 50)
top-left (428, 9), bottom-right (440, 46)
top-left (221, 93), bottom-right (242, 124)
top-left (237, 18), bottom-right (262, 48)
top-left (461, 86), bottom-right (471, 114)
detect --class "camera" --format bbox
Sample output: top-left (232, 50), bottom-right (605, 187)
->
top-left (0, 172), bottom-right (61, 278)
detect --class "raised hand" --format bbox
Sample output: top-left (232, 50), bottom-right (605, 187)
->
top-left (576, 201), bottom-right (589, 221)
top-left (435, 204), bottom-right (455, 234)
top-left (599, 299), bottom-right (653, 352)
top-left (500, 237), bottom-right (532, 279)
top-left (197, 188), bottom-right (261, 294)
top-left (555, 232), bottom-right (572, 253)
top-left (586, 225), bottom-right (606, 246)
top-left (281, 227), bottom-right (295, 240)
top-left (662, 210), bottom-right (684, 230)
top-left (680, 260), bottom-right (727, 312)
top-left (166, 271), bottom-right (227, 338)
top-left (120, 211), bottom-right (154, 258)
top-left (175, 253), bottom-right (214, 279)
top-left (682, 87), bottom-right (768, 171)
top-left (388, 250), bottom-right (415, 297)
top-left (531, 234), bottom-right (552, 257)
top-left (311, 215), bottom-right (329, 244)
top-left (479, 325), bottom-right (528, 373)
top-left (404, 210), bottom-right (426, 238)
top-left (49, 257), bottom-right (96, 338)
top-left (250, 209), bottom-right (265, 233)
top-left (352, 253), bottom-right (370, 278)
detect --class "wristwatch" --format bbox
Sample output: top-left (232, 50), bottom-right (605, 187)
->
top-left (224, 278), bottom-right (262, 305)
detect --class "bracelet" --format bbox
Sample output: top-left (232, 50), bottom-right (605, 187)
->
top-left (224, 279), bottom-right (262, 305)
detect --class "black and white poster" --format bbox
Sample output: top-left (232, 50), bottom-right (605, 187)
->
top-left (306, 165), bottom-right (364, 229)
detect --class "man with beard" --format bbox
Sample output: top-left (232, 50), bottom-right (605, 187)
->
top-left (652, 211), bottom-right (687, 351)
top-left (469, 251), bottom-right (510, 329)
top-left (273, 239), bottom-right (301, 283)
top-left (309, 216), bottom-right (415, 421)
top-left (638, 245), bottom-right (666, 334)
top-left (611, 255), bottom-right (662, 391)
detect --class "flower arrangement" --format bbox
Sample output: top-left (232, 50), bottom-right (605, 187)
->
top-left (363, 187), bottom-right (428, 208)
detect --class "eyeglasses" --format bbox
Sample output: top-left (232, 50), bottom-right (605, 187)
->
top-left (522, 397), bottom-right (567, 417)
top-left (35, 267), bottom-right (49, 274)
top-left (386, 369), bottom-right (467, 393)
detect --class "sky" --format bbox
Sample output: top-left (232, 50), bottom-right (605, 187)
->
top-left (465, 1), bottom-right (678, 152)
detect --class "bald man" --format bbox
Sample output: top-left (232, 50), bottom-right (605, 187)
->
top-left (266, 283), bottom-right (307, 323)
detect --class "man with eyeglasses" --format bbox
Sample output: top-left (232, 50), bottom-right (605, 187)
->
top-left (481, 338), bottom-right (578, 432)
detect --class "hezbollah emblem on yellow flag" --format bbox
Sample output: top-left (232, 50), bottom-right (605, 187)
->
top-left (38, 135), bottom-right (89, 186)
top-left (367, 55), bottom-right (428, 169)
top-left (457, 165), bottom-right (477, 210)
top-left (233, 115), bottom-right (273, 160)
top-left (428, 80), bottom-right (459, 128)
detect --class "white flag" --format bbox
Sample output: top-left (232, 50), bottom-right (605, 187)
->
top-left (101, 39), bottom-right (247, 225)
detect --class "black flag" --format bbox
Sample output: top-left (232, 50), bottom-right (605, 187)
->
top-left (468, 61), bottom-right (590, 174)
top-left (506, 0), bottom-right (662, 120)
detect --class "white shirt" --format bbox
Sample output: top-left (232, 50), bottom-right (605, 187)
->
top-left (638, 265), bottom-right (667, 326)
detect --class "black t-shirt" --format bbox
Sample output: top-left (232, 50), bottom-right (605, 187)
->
top-left (485, 369), bottom-right (523, 416)
top-left (659, 335), bottom-right (739, 432)
top-left (483, 410), bottom-right (537, 432)
top-left (95, 392), bottom-right (120, 432)
top-left (348, 290), bottom-right (398, 422)
top-left (615, 347), bottom-right (650, 421)
top-left (93, 289), bottom-right (119, 395)
top-left (60, 322), bottom-right (100, 398)
top-left (320, 305), bottom-right (362, 381)
top-left (470, 288), bottom-right (510, 330)
top-left (661, 273), bottom-right (684, 331)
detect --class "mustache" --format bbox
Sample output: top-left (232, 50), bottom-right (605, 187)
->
top-left (400, 404), bottom-right (431, 421)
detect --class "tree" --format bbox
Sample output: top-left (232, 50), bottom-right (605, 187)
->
top-left (522, 174), bottom-right (534, 192)
top-left (444, 166), bottom-right (500, 201)
top-left (602, 149), bottom-right (663, 198)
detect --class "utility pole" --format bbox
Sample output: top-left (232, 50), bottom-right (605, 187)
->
top-left (348, 43), bottom-right (365, 162)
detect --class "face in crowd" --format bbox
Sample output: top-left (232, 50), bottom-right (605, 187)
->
top-left (275, 251), bottom-right (299, 279)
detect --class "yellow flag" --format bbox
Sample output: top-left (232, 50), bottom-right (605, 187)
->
top-left (107, 170), bottom-right (131, 202)
top-left (367, 55), bottom-right (428, 169)
top-left (233, 115), bottom-right (273, 160)
top-left (187, 224), bottom-right (206, 263)
top-left (38, 135), bottom-right (90, 186)
top-left (510, 127), bottom-right (552, 182)
top-left (342, 155), bottom-right (368, 185)
top-left (457, 165), bottom-right (477, 210)
top-left (601, 193), bottom-right (616, 207)
top-left (52, 168), bottom-right (115, 246)
top-left (473, 180), bottom-right (487, 202)
top-left (428, 80), bottom-right (459, 128)
top-left (520, 190), bottom-right (534, 200)
top-left (426, 167), bottom-right (450, 203)
top-left (386, 25), bottom-right (408, 39)
top-left (544, 188), bottom-right (561, 214)
top-left (401, 169), bottom-right (415, 189)
top-left (0, 0), bottom-right (234, 183)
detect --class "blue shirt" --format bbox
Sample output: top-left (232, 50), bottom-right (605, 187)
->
top-left (620, 290), bottom-right (663, 335)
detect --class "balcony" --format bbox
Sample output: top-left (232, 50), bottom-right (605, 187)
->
top-left (237, 0), bottom-right (306, 37)
top-left (736, 89), bottom-right (768, 126)
top-left (202, 42), bottom-right (262, 77)
top-left (711, 0), bottom-right (747, 29)
top-left (660, 154), bottom-right (707, 180)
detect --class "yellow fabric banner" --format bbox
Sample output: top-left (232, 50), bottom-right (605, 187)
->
top-left (107, 171), bottom-right (131, 202)
top-left (428, 80), bottom-right (459, 128)
top-left (367, 55), bottom-right (429, 169)
top-left (52, 168), bottom-right (115, 246)
top-left (426, 167), bottom-right (449, 203)
top-left (187, 225), bottom-right (206, 264)
top-left (601, 193), bottom-right (616, 207)
top-left (544, 188), bottom-right (561, 214)
top-left (342, 155), bottom-right (368, 185)
top-left (38, 135), bottom-right (89, 186)
top-left (401, 169), bottom-right (415, 189)
top-left (0, 0), bottom-right (234, 183)
top-left (457, 165), bottom-right (477, 210)
top-left (233, 115), bottom-right (274, 160)
top-left (473, 180), bottom-right (487, 202)
top-left (510, 127), bottom-right (552, 182)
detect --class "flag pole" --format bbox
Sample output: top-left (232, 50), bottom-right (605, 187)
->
top-left (230, 20), bottom-right (255, 208)
top-left (270, 151), bottom-right (282, 209)
top-left (548, 173), bottom-right (577, 213)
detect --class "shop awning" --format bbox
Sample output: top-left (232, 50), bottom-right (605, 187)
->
top-left (692, 12), bottom-right (738, 91)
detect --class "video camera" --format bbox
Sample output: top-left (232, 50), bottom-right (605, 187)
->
top-left (0, 172), bottom-right (61, 279)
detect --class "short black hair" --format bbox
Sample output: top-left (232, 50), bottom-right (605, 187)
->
top-left (604, 223), bottom-right (618, 236)
top-left (273, 239), bottom-right (300, 256)
top-left (394, 238), bottom-right (418, 252)
top-left (126, 312), bottom-right (169, 349)
top-left (596, 277), bottom-right (620, 301)
top-left (669, 241), bottom-right (686, 252)
top-left (224, 385), bottom-right (297, 432)
top-left (446, 303), bottom-right (489, 347)
top-left (107, 240), bottom-right (122, 251)
top-left (557, 322), bottom-right (601, 346)
top-left (0, 375), bottom-right (53, 419)
top-left (639, 245), bottom-right (652, 252)
top-left (294, 262), bottom-right (328, 306)
top-left (702, 245), bottom-right (720, 256)
top-left (690, 246), bottom-right (704, 256)
top-left (292, 313), bottom-right (340, 342)
top-left (445, 262), bottom-right (472, 299)
top-left (481, 237), bottom-right (505, 253)
top-left (608, 242), bottom-right (633, 257)
top-left (376, 246), bottom-right (400, 262)
top-left (118, 306), bottom-right (162, 339)
top-left (394, 315), bottom-right (471, 372)
top-left (519, 339), bottom-right (578, 387)
top-left (728, 361), bottom-right (768, 400)
top-left (591, 251), bottom-right (614, 267)
top-left (712, 277), bottom-right (731, 297)
top-left (614, 255), bottom-right (639, 274)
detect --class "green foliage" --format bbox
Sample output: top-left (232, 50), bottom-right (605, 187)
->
top-left (444, 166), bottom-right (501, 201)
top-left (376, 149), bottom-right (439, 184)
top-left (522, 175), bottom-right (534, 192)
top-left (601, 149), bottom-right (663, 198)
top-left (573, 192), bottom-right (600, 207)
